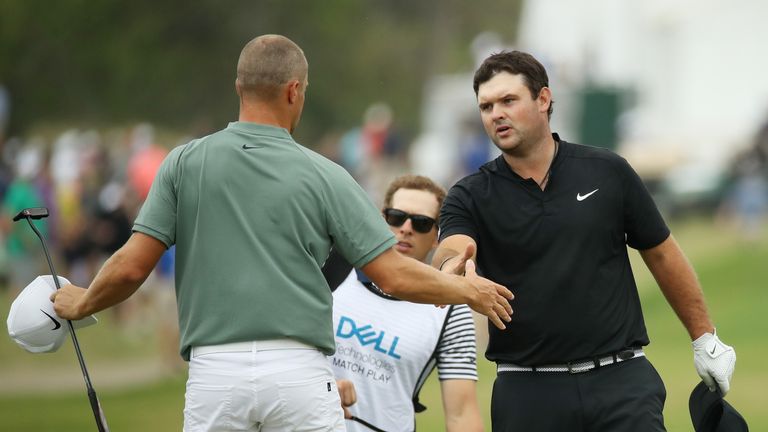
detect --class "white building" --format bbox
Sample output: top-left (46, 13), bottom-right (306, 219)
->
top-left (412, 0), bottom-right (768, 197)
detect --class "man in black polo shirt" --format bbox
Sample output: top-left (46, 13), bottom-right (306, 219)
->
top-left (432, 50), bottom-right (737, 431)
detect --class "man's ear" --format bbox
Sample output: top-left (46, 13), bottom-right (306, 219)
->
top-left (287, 80), bottom-right (301, 104)
top-left (235, 78), bottom-right (244, 99)
top-left (538, 87), bottom-right (552, 114)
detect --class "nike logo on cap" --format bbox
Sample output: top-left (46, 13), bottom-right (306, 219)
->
top-left (41, 310), bottom-right (61, 330)
top-left (577, 189), bottom-right (599, 201)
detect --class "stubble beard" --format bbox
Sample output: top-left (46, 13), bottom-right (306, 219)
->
top-left (494, 129), bottom-right (527, 157)
top-left (497, 123), bottom-right (551, 158)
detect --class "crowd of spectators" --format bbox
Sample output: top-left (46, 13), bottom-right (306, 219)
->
top-left (0, 123), bottom-right (183, 366)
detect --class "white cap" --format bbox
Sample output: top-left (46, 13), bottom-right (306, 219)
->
top-left (7, 275), bottom-right (97, 353)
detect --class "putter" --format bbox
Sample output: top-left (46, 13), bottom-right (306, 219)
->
top-left (13, 207), bottom-right (110, 432)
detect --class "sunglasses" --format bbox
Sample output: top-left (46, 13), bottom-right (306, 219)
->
top-left (383, 208), bottom-right (437, 234)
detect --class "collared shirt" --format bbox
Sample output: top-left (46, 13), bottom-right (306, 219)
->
top-left (134, 121), bottom-right (395, 360)
top-left (440, 135), bottom-right (669, 365)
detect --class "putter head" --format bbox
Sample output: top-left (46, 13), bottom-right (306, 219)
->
top-left (13, 207), bottom-right (49, 222)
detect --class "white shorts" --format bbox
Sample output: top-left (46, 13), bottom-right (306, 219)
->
top-left (184, 339), bottom-right (345, 432)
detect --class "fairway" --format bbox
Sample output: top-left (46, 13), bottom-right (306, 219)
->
top-left (1, 217), bottom-right (765, 431)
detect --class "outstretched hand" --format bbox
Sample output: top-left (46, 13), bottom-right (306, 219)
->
top-left (464, 259), bottom-right (513, 329)
top-left (434, 244), bottom-right (477, 308)
top-left (440, 243), bottom-right (476, 275)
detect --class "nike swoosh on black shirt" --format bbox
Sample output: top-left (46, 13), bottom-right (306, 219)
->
top-left (41, 310), bottom-right (62, 330)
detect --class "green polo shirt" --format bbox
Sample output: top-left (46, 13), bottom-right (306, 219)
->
top-left (134, 122), bottom-right (395, 360)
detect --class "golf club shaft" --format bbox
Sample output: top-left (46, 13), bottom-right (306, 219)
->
top-left (26, 217), bottom-right (110, 432)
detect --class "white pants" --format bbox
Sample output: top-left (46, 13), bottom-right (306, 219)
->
top-left (184, 339), bottom-right (346, 432)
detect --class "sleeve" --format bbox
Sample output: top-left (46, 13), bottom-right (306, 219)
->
top-left (619, 157), bottom-right (670, 250)
top-left (132, 145), bottom-right (185, 248)
top-left (321, 248), bottom-right (353, 292)
top-left (436, 305), bottom-right (478, 381)
top-left (321, 164), bottom-right (395, 268)
top-left (438, 182), bottom-right (479, 242)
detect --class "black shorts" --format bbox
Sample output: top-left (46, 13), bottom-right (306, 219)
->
top-left (491, 357), bottom-right (666, 432)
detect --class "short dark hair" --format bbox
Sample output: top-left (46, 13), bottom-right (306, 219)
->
top-left (382, 175), bottom-right (446, 220)
top-left (473, 50), bottom-right (554, 119)
top-left (237, 34), bottom-right (308, 100)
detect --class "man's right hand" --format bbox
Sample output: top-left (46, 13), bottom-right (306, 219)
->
top-left (464, 259), bottom-right (513, 329)
top-left (439, 243), bottom-right (476, 275)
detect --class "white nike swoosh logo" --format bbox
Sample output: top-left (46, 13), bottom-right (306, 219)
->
top-left (576, 189), bottom-right (599, 201)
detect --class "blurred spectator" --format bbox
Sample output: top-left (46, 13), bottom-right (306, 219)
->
top-left (0, 122), bottom-right (182, 370)
top-left (0, 144), bottom-right (47, 296)
top-left (314, 130), bottom-right (344, 164)
top-left (728, 169), bottom-right (768, 238)
top-left (339, 102), bottom-right (408, 201)
top-left (127, 123), bottom-right (167, 201)
top-left (118, 124), bottom-right (179, 367)
top-left (51, 129), bottom-right (86, 281)
top-left (718, 147), bottom-right (768, 239)
top-left (57, 130), bottom-right (106, 287)
top-left (457, 114), bottom-right (497, 178)
top-left (718, 113), bottom-right (768, 239)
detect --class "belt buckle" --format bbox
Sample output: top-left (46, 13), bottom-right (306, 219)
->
top-left (566, 361), bottom-right (588, 374)
top-left (617, 349), bottom-right (635, 361)
top-left (566, 358), bottom-right (600, 374)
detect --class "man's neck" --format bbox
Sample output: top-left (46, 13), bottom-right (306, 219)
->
top-left (238, 100), bottom-right (292, 132)
top-left (502, 132), bottom-right (557, 183)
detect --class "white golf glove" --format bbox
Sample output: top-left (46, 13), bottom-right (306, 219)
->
top-left (692, 329), bottom-right (736, 395)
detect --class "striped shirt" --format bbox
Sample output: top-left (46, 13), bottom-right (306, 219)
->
top-left (436, 304), bottom-right (478, 380)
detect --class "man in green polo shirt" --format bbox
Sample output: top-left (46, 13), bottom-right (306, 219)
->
top-left (51, 34), bottom-right (513, 431)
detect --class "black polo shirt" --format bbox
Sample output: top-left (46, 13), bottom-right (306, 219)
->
top-left (439, 135), bottom-right (670, 365)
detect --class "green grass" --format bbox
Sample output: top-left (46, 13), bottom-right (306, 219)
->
top-left (1, 217), bottom-right (766, 431)
top-left (0, 375), bottom-right (186, 431)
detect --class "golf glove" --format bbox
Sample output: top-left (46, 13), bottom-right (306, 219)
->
top-left (692, 329), bottom-right (736, 395)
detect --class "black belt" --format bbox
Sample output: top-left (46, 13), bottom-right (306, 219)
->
top-left (497, 348), bottom-right (644, 374)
